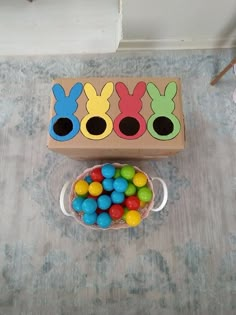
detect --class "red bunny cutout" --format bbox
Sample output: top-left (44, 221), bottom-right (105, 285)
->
top-left (114, 81), bottom-right (146, 139)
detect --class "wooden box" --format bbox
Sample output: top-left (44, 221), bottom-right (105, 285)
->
top-left (47, 77), bottom-right (185, 159)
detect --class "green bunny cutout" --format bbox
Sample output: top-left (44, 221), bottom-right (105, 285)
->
top-left (147, 81), bottom-right (181, 140)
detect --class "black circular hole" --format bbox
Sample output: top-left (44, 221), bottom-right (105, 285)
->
top-left (153, 116), bottom-right (174, 136)
top-left (119, 117), bottom-right (140, 136)
top-left (53, 118), bottom-right (73, 136)
top-left (86, 116), bottom-right (107, 136)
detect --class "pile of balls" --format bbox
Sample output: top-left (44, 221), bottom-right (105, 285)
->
top-left (71, 164), bottom-right (153, 229)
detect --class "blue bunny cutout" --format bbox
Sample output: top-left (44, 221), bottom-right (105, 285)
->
top-left (49, 83), bottom-right (83, 141)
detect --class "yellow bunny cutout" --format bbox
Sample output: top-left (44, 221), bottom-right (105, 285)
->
top-left (81, 82), bottom-right (114, 140)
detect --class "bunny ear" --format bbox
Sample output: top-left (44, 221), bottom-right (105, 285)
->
top-left (52, 84), bottom-right (65, 100)
top-left (133, 81), bottom-right (146, 99)
top-left (147, 82), bottom-right (161, 100)
top-left (165, 82), bottom-right (177, 99)
top-left (84, 83), bottom-right (97, 99)
top-left (115, 82), bottom-right (129, 98)
top-left (101, 82), bottom-right (114, 100)
top-left (69, 82), bottom-right (83, 100)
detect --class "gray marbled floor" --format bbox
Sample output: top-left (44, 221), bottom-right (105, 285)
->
top-left (0, 49), bottom-right (236, 315)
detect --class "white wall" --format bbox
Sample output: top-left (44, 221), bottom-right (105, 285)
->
top-left (121, 0), bottom-right (236, 49)
top-left (0, 0), bottom-right (121, 54)
top-left (1, 0), bottom-right (236, 53)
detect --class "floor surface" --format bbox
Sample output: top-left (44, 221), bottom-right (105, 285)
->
top-left (0, 49), bottom-right (236, 315)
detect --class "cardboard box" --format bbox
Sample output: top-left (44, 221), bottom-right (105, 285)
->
top-left (47, 77), bottom-right (185, 160)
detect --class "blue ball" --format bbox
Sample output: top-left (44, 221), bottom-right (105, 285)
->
top-left (83, 212), bottom-right (97, 225)
top-left (97, 195), bottom-right (112, 210)
top-left (97, 212), bottom-right (112, 228)
top-left (72, 197), bottom-right (85, 212)
top-left (84, 175), bottom-right (93, 184)
top-left (102, 178), bottom-right (114, 191)
top-left (111, 191), bottom-right (125, 204)
top-left (82, 198), bottom-right (97, 214)
top-left (101, 164), bottom-right (115, 179)
top-left (113, 177), bottom-right (128, 193)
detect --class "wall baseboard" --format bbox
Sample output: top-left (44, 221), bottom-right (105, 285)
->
top-left (118, 38), bottom-right (236, 51)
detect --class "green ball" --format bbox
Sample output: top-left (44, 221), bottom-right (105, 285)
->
top-left (114, 168), bottom-right (121, 179)
top-left (125, 183), bottom-right (137, 196)
top-left (77, 192), bottom-right (88, 198)
top-left (121, 165), bottom-right (135, 180)
top-left (136, 186), bottom-right (147, 192)
top-left (122, 207), bottom-right (129, 220)
top-left (138, 187), bottom-right (153, 202)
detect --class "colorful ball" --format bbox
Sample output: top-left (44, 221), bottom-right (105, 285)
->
top-left (82, 198), bottom-right (97, 214)
top-left (133, 172), bottom-right (148, 187)
top-left (74, 180), bottom-right (89, 196)
top-left (125, 183), bottom-right (137, 196)
top-left (101, 164), bottom-right (116, 178)
top-left (97, 212), bottom-right (112, 228)
top-left (102, 178), bottom-right (114, 191)
top-left (113, 177), bottom-right (128, 193)
top-left (126, 210), bottom-right (141, 227)
top-left (125, 196), bottom-right (140, 210)
top-left (140, 200), bottom-right (146, 208)
top-left (72, 196), bottom-right (85, 212)
top-left (96, 208), bottom-right (104, 215)
top-left (83, 212), bottom-right (97, 225)
top-left (87, 194), bottom-right (98, 200)
top-left (114, 168), bottom-right (121, 179)
top-left (89, 182), bottom-right (103, 197)
top-left (122, 207), bottom-right (129, 220)
top-left (109, 205), bottom-right (124, 220)
top-left (111, 191), bottom-right (125, 204)
top-left (103, 190), bottom-right (112, 196)
top-left (121, 199), bottom-right (126, 207)
top-left (138, 187), bottom-right (153, 202)
top-left (97, 195), bottom-right (112, 210)
top-left (78, 193), bottom-right (89, 198)
top-left (90, 167), bottom-right (104, 182)
top-left (120, 165), bottom-right (135, 180)
top-left (84, 175), bottom-right (93, 184)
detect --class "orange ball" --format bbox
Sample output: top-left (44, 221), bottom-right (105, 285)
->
top-left (140, 200), bottom-right (146, 208)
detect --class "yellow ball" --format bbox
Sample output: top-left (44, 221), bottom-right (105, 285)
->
top-left (89, 182), bottom-right (103, 197)
top-left (74, 180), bottom-right (89, 196)
top-left (125, 210), bottom-right (141, 227)
top-left (140, 200), bottom-right (146, 208)
top-left (133, 172), bottom-right (147, 188)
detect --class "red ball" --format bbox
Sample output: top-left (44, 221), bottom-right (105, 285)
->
top-left (109, 205), bottom-right (124, 220)
top-left (87, 194), bottom-right (98, 200)
top-left (125, 196), bottom-right (140, 210)
top-left (121, 199), bottom-right (126, 207)
top-left (96, 208), bottom-right (104, 215)
top-left (90, 168), bottom-right (104, 182)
